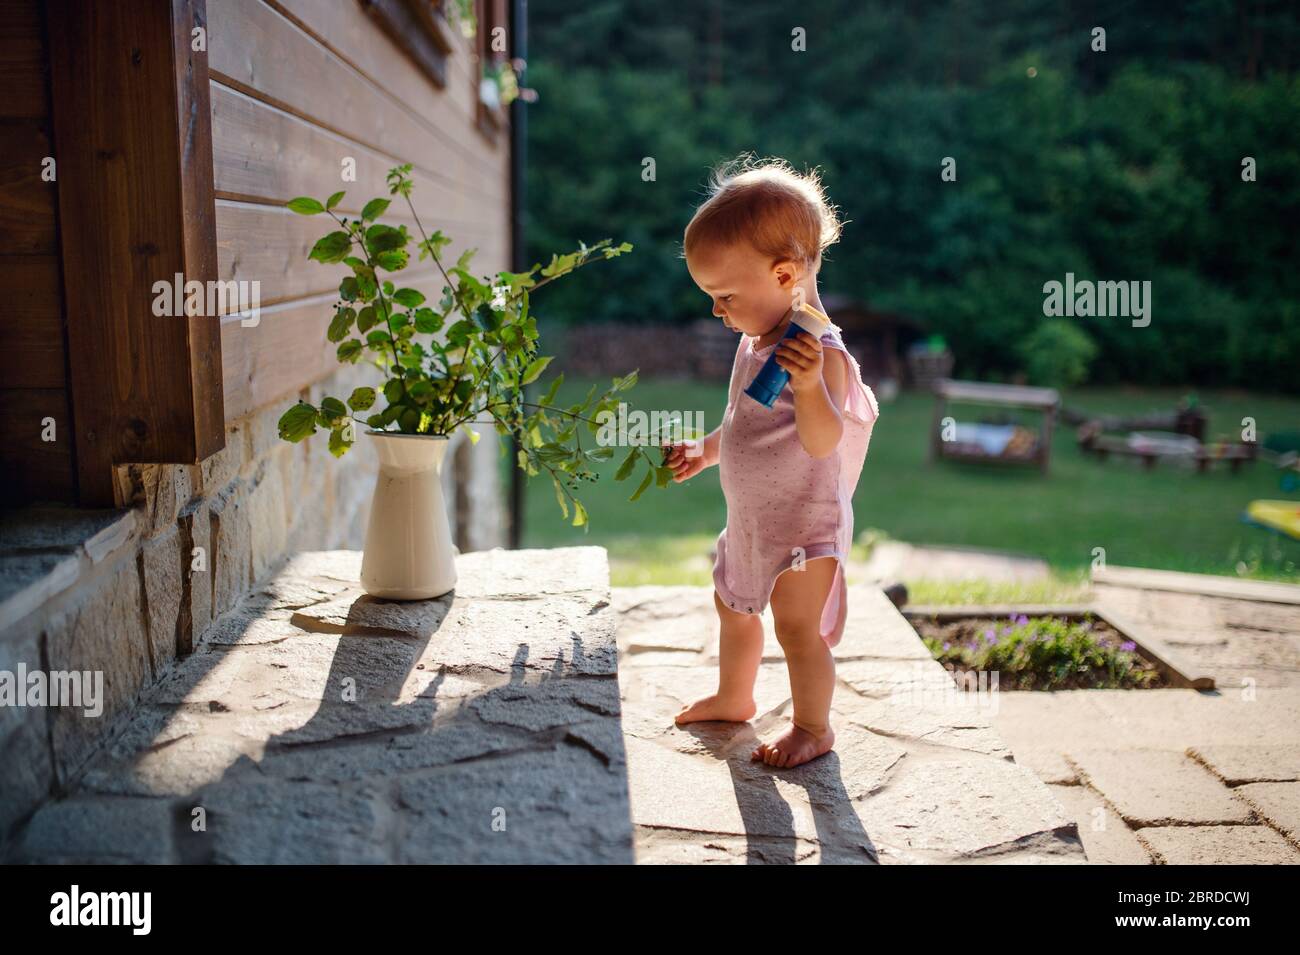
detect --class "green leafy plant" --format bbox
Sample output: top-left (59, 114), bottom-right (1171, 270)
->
top-left (277, 164), bottom-right (677, 529)
top-left (447, 0), bottom-right (477, 38)
top-left (919, 614), bottom-right (1161, 690)
top-left (481, 59), bottom-right (521, 108)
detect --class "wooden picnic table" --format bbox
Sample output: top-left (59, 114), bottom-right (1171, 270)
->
top-left (1087, 433), bottom-right (1257, 473)
top-left (929, 379), bottom-right (1060, 475)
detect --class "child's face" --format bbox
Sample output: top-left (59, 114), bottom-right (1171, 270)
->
top-left (686, 241), bottom-right (803, 337)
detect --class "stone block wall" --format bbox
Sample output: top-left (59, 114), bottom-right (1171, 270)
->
top-left (0, 363), bottom-right (507, 852)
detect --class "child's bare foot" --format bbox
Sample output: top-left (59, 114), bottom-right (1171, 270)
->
top-left (674, 694), bottom-right (757, 725)
top-left (751, 720), bottom-right (835, 768)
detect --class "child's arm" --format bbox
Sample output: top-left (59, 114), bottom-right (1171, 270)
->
top-left (663, 425), bottom-right (720, 483)
top-left (699, 425), bottom-right (722, 467)
top-left (778, 331), bottom-right (848, 458)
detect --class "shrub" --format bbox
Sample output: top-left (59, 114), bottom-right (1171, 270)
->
top-left (1019, 318), bottom-right (1098, 388)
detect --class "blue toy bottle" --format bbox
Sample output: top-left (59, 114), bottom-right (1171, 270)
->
top-left (743, 303), bottom-right (832, 408)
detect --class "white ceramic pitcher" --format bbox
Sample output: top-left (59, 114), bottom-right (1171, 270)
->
top-left (359, 430), bottom-right (458, 600)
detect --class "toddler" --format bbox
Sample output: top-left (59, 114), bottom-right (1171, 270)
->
top-left (664, 156), bottom-right (880, 769)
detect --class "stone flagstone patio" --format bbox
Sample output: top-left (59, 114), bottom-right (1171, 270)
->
top-left (615, 584), bottom-right (1084, 863)
top-left (8, 548), bottom-right (632, 864)
top-left (989, 568), bottom-right (1300, 865)
top-left (7, 545), bottom-right (1084, 864)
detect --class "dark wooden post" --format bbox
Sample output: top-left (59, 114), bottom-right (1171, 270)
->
top-left (46, 0), bottom-right (223, 506)
top-left (929, 386), bottom-right (946, 464)
top-left (1040, 404), bottom-right (1056, 475)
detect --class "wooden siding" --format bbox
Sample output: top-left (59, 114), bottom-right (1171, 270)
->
top-left (210, 0), bottom-right (512, 422)
top-left (0, 0), bottom-right (75, 502)
top-left (0, 0), bottom-right (509, 502)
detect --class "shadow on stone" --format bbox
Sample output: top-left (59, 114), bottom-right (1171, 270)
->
top-left (8, 548), bottom-right (634, 864)
top-left (676, 720), bottom-right (879, 864)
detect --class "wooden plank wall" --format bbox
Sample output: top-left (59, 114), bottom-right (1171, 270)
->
top-left (211, 0), bottom-right (511, 421)
top-left (48, 0), bottom-right (227, 506)
top-left (0, 0), bottom-right (76, 503)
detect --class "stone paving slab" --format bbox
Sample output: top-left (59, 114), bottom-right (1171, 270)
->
top-left (12, 794), bottom-right (177, 865)
top-left (1136, 825), bottom-right (1298, 865)
top-left (1046, 783), bottom-right (1153, 865)
top-left (1065, 749), bottom-right (1254, 826)
top-left (1189, 745), bottom-right (1300, 784)
top-left (614, 584), bottom-right (1086, 864)
top-left (1093, 565), bottom-right (1300, 605)
top-left (1234, 782), bottom-right (1300, 842)
top-left (1010, 747), bottom-right (1082, 785)
top-left (6, 547), bottom-right (634, 864)
top-left (1094, 582), bottom-right (1300, 689)
top-left (993, 688), bottom-right (1300, 752)
top-left (991, 688), bottom-right (1300, 864)
top-left (0, 508), bottom-right (136, 632)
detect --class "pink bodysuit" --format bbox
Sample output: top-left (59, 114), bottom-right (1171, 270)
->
top-left (712, 316), bottom-right (880, 649)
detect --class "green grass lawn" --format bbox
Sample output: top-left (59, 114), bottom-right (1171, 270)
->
top-left (499, 375), bottom-right (1300, 587)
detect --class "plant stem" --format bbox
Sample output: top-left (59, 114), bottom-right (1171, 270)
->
top-left (498, 241), bottom-right (613, 308)
top-left (399, 190), bottom-right (474, 325)
top-left (519, 401), bottom-right (611, 427)
top-left (396, 186), bottom-right (483, 433)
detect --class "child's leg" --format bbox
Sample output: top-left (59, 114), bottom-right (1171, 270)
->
top-left (753, 556), bottom-right (839, 767)
top-left (674, 589), bottom-right (763, 725)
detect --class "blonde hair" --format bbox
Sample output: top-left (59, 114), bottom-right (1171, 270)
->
top-left (683, 153), bottom-right (844, 272)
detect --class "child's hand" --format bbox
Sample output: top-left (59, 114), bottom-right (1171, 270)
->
top-left (775, 330), bottom-right (824, 394)
top-left (661, 439), bottom-right (709, 483)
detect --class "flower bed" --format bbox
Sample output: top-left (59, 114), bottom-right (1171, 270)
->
top-left (910, 613), bottom-right (1168, 690)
